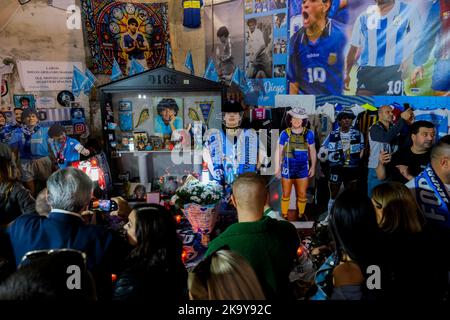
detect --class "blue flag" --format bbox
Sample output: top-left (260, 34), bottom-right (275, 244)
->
top-left (184, 50), bottom-right (194, 75)
top-left (72, 65), bottom-right (88, 97)
top-left (111, 58), bottom-right (123, 81)
top-left (129, 59), bottom-right (145, 76)
top-left (231, 67), bottom-right (241, 87)
top-left (166, 43), bottom-right (174, 69)
top-left (203, 59), bottom-right (219, 82)
top-left (83, 68), bottom-right (96, 95)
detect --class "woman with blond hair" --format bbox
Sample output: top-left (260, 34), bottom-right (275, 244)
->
top-left (371, 182), bottom-right (448, 300)
top-left (188, 249), bottom-right (265, 300)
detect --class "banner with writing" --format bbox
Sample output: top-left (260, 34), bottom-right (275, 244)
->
top-left (16, 61), bottom-right (83, 92)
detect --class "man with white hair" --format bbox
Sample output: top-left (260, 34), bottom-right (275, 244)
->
top-left (7, 167), bottom-right (128, 298)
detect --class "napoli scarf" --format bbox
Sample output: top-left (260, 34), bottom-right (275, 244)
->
top-left (205, 128), bottom-right (258, 186)
top-left (21, 125), bottom-right (39, 159)
top-left (415, 164), bottom-right (450, 227)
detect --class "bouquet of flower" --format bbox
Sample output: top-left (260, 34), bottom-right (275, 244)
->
top-left (172, 175), bottom-right (223, 246)
top-left (172, 175), bottom-right (223, 208)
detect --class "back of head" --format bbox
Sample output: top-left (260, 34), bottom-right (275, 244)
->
top-left (372, 182), bottom-right (424, 234)
top-left (130, 203), bottom-right (183, 267)
top-left (329, 189), bottom-right (381, 268)
top-left (188, 249), bottom-right (265, 300)
top-left (431, 135), bottom-right (450, 166)
top-left (0, 143), bottom-right (13, 184)
top-left (48, 124), bottom-right (65, 138)
top-left (35, 188), bottom-right (51, 216)
top-left (232, 173), bottom-right (267, 220)
top-left (0, 250), bottom-right (94, 300)
top-left (47, 167), bottom-right (93, 213)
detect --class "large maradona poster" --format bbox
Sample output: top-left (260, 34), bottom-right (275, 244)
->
top-left (288, 0), bottom-right (449, 97)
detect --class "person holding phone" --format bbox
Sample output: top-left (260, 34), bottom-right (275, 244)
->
top-left (367, 105), bottom-right (414, 196)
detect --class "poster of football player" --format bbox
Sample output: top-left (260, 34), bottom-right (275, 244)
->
top-left (205, 0), bottom-right (245, 84)
top-left (288, 0), bottom-right (448, 96)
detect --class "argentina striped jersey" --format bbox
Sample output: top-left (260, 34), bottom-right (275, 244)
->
top-left (350, 1), bottom-right (421, 67)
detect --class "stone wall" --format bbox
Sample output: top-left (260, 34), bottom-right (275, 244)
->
top-left (0, 0), bottom-right (207, 138)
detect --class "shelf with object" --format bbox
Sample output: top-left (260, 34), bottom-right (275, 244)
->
top-left (98, 67), bottom-right (226, 196)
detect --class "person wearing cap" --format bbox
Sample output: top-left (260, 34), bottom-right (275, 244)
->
top-left (276, 107), bottom-right (316, 219)
top-left (8, 108), bottom-right (52, 196)
top-left (48, 124), bottom-right (90, 169)
top-left (367, 105), bottom-right (414, 197)
top-left (318, 106), bottom-right (364, 221)
top-left (0, 143), bottom-right (36, 226)
top-left (203, 100), bottom-right (266, 203)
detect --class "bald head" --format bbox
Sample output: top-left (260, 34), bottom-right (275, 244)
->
top-left (231, 173), bottom-right (267, 222)
top-left (431, 135), bottom-right (450, 163)
top-left (378, 105), bottom-right (393, 124)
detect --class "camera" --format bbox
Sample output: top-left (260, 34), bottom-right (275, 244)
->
top-left (89, 199), bottom-right (118, 212)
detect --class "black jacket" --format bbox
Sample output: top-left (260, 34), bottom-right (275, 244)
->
top-left (112, 256), bottom-right (188, 301)
top-left (0, 182), bottom-right (35, 226)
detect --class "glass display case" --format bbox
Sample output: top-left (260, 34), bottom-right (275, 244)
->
top-left (98, 67), bottom-right (226, 197)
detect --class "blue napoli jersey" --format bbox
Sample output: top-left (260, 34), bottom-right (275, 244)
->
top-left (50, 137), bottom-right (81, 169)
top-left (288, 19), bottom-right (346, 94)
top-left (9, 126), bottom-right (49, 159)
top-left (123, 33), bottom-right (146, 60)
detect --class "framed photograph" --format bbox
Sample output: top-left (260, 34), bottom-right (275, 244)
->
top-left (149, 135), bottom-right (163, 150)
top-left (13, 94), bottom-right (35, 109)
top-left (133, 131), bottom-right (149, 151)
top-left (153, 97), bottom-right (183, 138)
top-left (128, 182), bottom-right (152, 201)
top-left (119, 100), bottom-right (132, 111)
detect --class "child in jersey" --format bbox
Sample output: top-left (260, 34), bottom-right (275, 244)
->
top-left (276, 107), bottom-right (317, 219)
top-left (48, 124), bottom-right (90, 169)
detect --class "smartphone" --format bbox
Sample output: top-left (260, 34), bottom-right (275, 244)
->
top-left (382, 144), bottom-right (390, 153)
top-left (89, 199), bottom-right (118, 212)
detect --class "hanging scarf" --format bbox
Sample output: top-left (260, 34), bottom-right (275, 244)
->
top-left (21, 125), bottom-right (39, 160)
top-left (415, 164), bottom-right (450, 228)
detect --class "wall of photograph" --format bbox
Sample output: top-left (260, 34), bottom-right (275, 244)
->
top-left (244, 0), bottom-right (289, 107)
top-left (288, 0), bottom-right (450, 97)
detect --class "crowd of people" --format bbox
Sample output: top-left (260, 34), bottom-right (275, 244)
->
top-left (0, 100), bottom-right (450, 301)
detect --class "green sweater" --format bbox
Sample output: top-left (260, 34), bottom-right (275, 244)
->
top-left (205, 216), bottom-right (299, 299)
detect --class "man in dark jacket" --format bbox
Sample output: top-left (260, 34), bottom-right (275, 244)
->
top-left (7, 167), bottom-right (125, 299)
